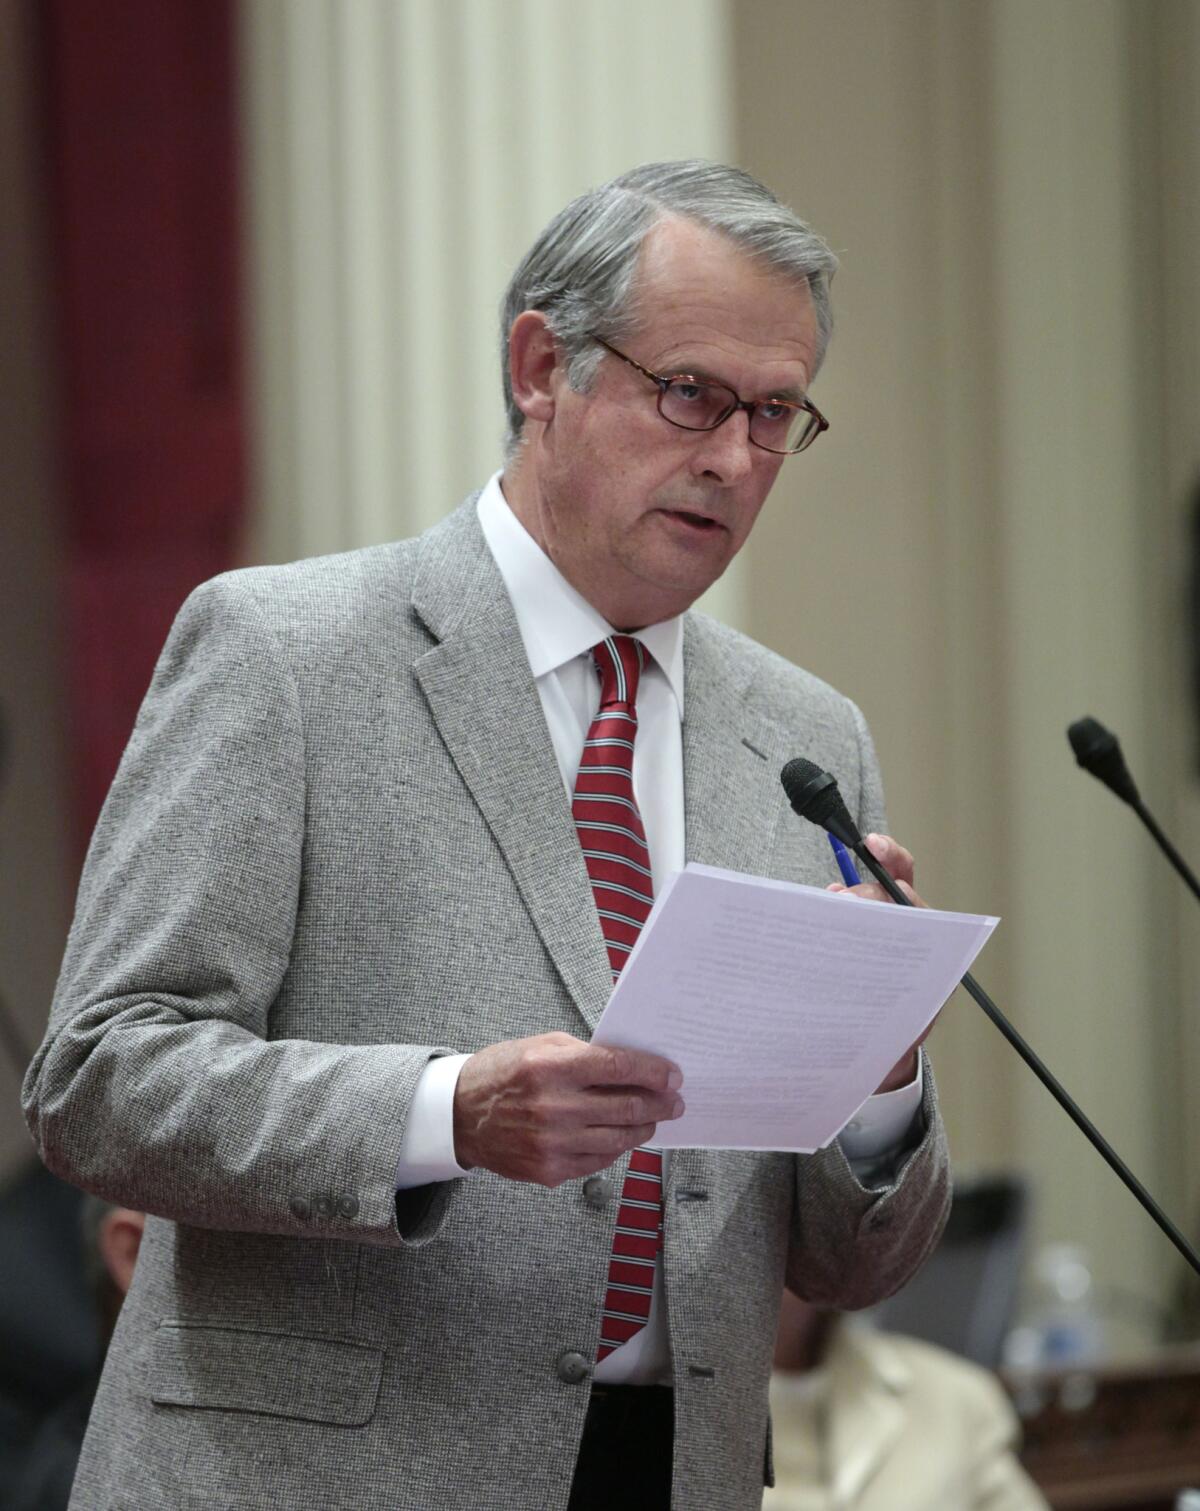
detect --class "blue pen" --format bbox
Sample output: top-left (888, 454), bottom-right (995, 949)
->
top-left (828, 833), bottom-right (861, 887)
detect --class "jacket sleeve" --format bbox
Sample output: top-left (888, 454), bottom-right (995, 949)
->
top-left (786, 1055), bottom-right (950, 1306)
top-left (22, 576), bottom-right (456, 1246)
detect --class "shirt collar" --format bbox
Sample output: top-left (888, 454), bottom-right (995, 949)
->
top-left (476, 472), bottom-right (684, 716)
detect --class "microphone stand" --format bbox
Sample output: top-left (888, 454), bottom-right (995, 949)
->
top-left (1127, 797), bottom-right (1200, 904)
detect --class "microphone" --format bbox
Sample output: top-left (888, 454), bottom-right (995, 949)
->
top-left (780, 757), bottom-right (915, 906)
top-left (1068, 716), bottom-right (1200, 904)
top-left (780, 756), bottom-right (1200, 1281)
top-left (778, 759), bottom-right (860, 850)
top-left (1068, 716), bottom-right (1140, 806)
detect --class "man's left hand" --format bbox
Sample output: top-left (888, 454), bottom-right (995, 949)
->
top-left (827, 833), bottom-right (931, 1094)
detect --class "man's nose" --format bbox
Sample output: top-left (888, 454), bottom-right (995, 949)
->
top-left (690, 410), bottom-right (756, 483)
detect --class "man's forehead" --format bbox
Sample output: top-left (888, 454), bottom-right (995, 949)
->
top-left (626, 219), bottom-right (818, 390)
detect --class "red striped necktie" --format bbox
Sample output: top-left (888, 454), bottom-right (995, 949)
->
top-left (572, 634), bottom-right (663, 1362)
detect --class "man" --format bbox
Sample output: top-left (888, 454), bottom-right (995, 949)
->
top-left (24, 161), bottom-right (949, 1510)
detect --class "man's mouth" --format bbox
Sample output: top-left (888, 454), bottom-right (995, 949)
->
top-left (662, 508), bottom-right (725, 533)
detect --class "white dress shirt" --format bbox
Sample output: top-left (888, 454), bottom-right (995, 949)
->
top-left (394, 474), bottom-right (922, 1383)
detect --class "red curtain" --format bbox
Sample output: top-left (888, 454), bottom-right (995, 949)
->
top-left (39, 0), bottom-right (246, 852)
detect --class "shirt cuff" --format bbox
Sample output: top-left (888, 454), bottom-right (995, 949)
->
top-left (394, 1053), bottom-right (474, 1190)
top-left (837, 1055), bottom-right (924, 1162)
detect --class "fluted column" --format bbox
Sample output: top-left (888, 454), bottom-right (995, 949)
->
top-left (239, 0), bottom-right (742, 622)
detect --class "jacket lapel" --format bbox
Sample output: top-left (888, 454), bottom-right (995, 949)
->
top-left (681, 613), bottom-right (787, 878)
top-left (665, 617), bottom-right (794, 1204)
top-left (411, 503), bottom-right (614, 1032)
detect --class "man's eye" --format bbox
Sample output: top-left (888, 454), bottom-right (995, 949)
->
top-left (757, 402), bottom-right (791, 422)
top-left (673, 382), bottom-right (706, 403)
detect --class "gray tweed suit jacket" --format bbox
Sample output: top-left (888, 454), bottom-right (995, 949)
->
top-left (24, 499), bottom-right (949, 1510)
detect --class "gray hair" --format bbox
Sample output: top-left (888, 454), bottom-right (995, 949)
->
top-left (500, 160), bottom-right (837, 456)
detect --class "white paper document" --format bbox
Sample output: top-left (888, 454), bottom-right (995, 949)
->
top-left (592, 862), bottom-right (998, 1151)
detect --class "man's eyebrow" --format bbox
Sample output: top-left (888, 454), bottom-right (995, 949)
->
top-left (666, 360), bottom-right (809, 404)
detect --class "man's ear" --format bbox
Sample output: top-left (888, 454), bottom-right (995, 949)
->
top-left (98, 1208), bottom-right (146, 1297)
top-left (508, 310), bottom-right (560, 425)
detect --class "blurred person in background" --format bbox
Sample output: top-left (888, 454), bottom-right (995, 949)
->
top-left (764, 1288), bottom-right (1046, 1510)
top-left (10, 1201), bottom-right (144, 1511)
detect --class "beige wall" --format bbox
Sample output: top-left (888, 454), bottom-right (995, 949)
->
top-left (1157, 0), bottom-right (1200, 1324)
top-left (739, 0), bottom-right (1200, 1343)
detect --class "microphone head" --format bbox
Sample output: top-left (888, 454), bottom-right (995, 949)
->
top-left (780, 757), bottom-right (863, 848)
top-left (1068, 716), bottom-right (1141, 807)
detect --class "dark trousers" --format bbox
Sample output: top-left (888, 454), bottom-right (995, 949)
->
top-left (567, 1383), bottom-right (674, 1510)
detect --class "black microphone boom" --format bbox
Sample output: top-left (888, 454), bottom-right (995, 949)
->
top-left (780, 756), bottom-right (1200, 1282)
top-left (1068, 716), bottom-right (1200, 904)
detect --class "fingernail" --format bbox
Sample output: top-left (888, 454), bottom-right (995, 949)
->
top-left (826, 882), bottom-right (845, 893)
top-left (671, 1096), bottom-right (685, 1118)
top-left (667, 1068), bottom-right (683, 1090)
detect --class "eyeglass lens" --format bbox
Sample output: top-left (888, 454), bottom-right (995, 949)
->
top-left (659, 379), bottom-right (818, 453)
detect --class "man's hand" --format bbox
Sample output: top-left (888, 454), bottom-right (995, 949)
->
top-left (827, 833), bottom-right (923, 909)
top-left (453, 1031), bottom-right (685, 1187)
top-left (828, 833), bottom-right (932, 1094)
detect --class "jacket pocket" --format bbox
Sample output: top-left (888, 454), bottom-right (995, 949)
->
top-left (149, 1321), bottom-right (383, 1426)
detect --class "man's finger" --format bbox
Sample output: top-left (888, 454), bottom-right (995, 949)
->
top-left (577, 1042), bottom-right (683, 1092)
top-left (863, 832), bottom-right (915, 886)
top-left (569, 1122), bottom-right (661, 1159)
top-left (574, 1088), bottom-right (685, 1128)
top-left (842, 879), bottom-right (926, 908)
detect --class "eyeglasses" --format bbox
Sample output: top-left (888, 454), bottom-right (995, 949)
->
top-left (589, 334), bottom-right (829, 456)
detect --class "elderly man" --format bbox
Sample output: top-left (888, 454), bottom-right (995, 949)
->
top-left (25, 161), bottom-right (949, 1511)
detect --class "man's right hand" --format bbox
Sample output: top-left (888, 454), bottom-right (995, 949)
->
top-left (452, 1032), bottom-right (684, 1187)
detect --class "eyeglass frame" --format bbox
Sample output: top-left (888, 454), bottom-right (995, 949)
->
top-left (588, 333), bottom-right (829, 455)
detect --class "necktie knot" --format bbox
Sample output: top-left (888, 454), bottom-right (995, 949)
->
top-left (592, 635), bottom-right (644, 711)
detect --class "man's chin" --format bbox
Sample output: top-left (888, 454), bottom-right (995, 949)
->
top-left (615, 557), bottom-right (732, 626)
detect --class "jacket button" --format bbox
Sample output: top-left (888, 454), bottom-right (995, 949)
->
top-left (583, 1177), bottom-right (613, 1208)
top-left (313, 1195), bottom-right (335, 1219)
top-left (289, 1196), bottom-right (311, 1221)
top-left (337, 1194), bottom-right (360, 1218)
top-left (556, 1350), bottom-right (591, 1385)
